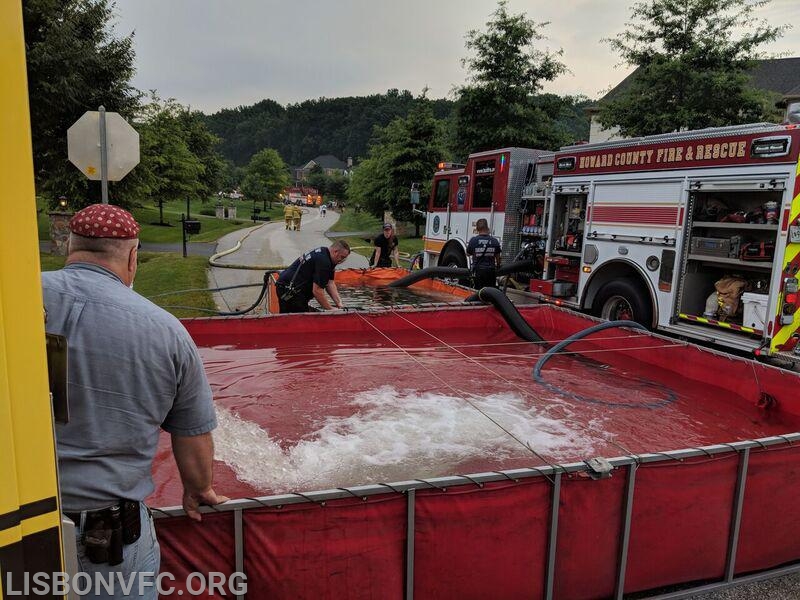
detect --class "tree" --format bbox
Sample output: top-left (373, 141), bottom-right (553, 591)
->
top-left (176, 110), bottom-right (225, 200)
top-left (325, 173), bottom-right (349, 203)
top-left (597, 0), bottom-right (786, 137)
top-left (305, 165), bottom-right (329, 195)
top-left (23, 0), bottom-right (139, 208)
top-left (241, 149), bottom-right (290, 211)
top-left (348, 99), bottom-right (445, 231)
top-left (452, 1), bottom-right (567, 158)
top-left (118, 96), bottom-right (207, 224)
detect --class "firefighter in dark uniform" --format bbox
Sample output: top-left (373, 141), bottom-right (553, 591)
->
top-left (466, 218), bottom-right (502, 290)
top-left (275, 240), bottom-right (350, 313)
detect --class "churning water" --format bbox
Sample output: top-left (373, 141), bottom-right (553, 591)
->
top-left (309, 283), bottom-right (461, 311)
top-left (213, 385), bottom-right (602, 493)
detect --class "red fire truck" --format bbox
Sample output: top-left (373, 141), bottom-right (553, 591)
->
top-left (424, 123), bottom-right (800, 361)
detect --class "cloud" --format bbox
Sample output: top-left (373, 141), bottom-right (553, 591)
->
top-left (115, 0), bottom-right (798, 112)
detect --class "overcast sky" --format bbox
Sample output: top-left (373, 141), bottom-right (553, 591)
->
top-left (114, 0), bottom-right (799, 114)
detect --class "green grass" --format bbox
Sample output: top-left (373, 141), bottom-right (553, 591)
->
top-left (329, 210), bottom-right (382, 233)
top-left (328, 210), bottom-right (424, 263)
top-left (39, 251), bottom-right (214, 318)
top-left (40, 254), bottom-right (66, 271)
top-left (133, 252), bottom-right (215, 318)
top-left (35, 196), bottom-right (284, 244)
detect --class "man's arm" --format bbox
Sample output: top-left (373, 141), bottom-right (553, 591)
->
top-left (373, 246), bottom-right (382, 266)
top-left (391, 245), bottom-right (400, 267)
top-left (313, 282), bottom-right (334, 309)
top-left (171, 432), bottom-right (229, 521)
top-left (325, 280), bottom-right (344, 309)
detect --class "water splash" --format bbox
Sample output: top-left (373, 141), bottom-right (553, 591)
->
top-left (213, 385), bottom-right (601, 493)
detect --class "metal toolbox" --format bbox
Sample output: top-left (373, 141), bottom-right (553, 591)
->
top-left (690, 236), bottom-right (733, 257)
top-left (530, 279), bottom-right (575, 297)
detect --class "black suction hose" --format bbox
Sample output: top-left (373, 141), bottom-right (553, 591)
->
top-left (388, 266), bottom-right (472, 288)
top-left (215, 271), bottom-right (275, 316)
top-left (463, 287), bottom-right (545, 343)
top-left (497, 260), bottom-right (536, 276)
top-left (533, 320), bottom-right (677, 408)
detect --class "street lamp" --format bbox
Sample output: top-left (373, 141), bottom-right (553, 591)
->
top-left (58, 196), bottom-right (68, 209)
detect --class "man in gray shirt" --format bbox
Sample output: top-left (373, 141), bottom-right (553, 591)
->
top-left (42, 204), bottom-right (227, 596)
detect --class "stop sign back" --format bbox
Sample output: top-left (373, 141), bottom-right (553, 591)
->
top-left (67, 111), bottom-right (140, 181)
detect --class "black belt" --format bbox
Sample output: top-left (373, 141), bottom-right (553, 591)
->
top-left (64, 500), bottom-right (130, 525)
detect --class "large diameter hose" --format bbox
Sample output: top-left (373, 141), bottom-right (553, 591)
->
top-left (497, 260), bottom-right (536, 276)
top-left (533, 320), bottom-right (677, 408)
top-left (388, 266), bottom-right (471, 288)
top-left (465, 287), bottom-right (545, 343)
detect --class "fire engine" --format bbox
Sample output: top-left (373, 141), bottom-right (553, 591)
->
top-left (423, 123), bottom-right (800, 361)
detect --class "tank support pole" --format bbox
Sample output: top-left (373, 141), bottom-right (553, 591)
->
top-left (615, 464), bottom-right (637, 600)
top-left (725, 448), bottom-right (750, 582)
top-left (405, 488), bottom-right (416, 600)
top-left (234, 508), bottom-right (244, 600)
top-left (544, 472), bottom-right (562, 600)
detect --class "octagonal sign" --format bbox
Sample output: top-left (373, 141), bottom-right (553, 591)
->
top-left (67, 111), bottom-right (140, 181)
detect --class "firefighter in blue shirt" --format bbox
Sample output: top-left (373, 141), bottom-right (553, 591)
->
top-left (466, 218), bottom-right (502, 290)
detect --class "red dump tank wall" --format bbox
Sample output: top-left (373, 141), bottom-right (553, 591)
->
top-left (156, 306), bottom-right (800, 599)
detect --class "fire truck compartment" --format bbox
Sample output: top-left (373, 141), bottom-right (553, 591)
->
top-left (150, 305), bottom-right (800, 599)
top-left (676, 187), bottom-right (785, 339)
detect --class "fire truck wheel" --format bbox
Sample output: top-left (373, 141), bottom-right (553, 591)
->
top-left (593, 278), bottom-right (653, 328)
top-left (439, 247), bottom-right (469, 285)
top-left (440, 246), bottom-right (467, 269)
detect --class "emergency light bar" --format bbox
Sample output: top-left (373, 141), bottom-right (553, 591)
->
top-left (750, 136), bottom-right (791, 158)
top-left (437, 161), bottom-right (465, 171)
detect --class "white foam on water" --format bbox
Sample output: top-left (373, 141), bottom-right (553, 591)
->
top-left (213, 385), bottom-right (602, 493)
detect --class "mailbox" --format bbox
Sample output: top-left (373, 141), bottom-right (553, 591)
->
top-left (183, 220), bottom-right (201, 234)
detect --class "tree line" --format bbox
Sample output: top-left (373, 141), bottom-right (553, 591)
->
top-left (25, 0), bottom-right (785, 217)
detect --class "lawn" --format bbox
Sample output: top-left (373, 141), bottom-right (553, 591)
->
top-left (36, 197), bottom-right (284, 244)
top-left (40, 251), bottom-right (214, 318)
top-left (329, 210), bottom-right (423, 264)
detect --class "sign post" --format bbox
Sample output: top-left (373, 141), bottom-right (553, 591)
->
top-left (68, 108), bottom-right (140, 203)
top-left (99, 106), bottom-right (109, 203)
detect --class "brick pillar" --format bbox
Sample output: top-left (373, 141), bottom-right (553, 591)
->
top-left (48, 211), bottom-right (73, 256)
top-left (215, 205), bottom-right (225, 219)
top-left (227, 205), bottom-right (236, 220)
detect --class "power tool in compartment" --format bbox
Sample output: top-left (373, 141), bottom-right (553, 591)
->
top-left (739, 240), bottom-right (775, 261)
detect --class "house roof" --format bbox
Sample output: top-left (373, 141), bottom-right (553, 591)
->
top-left (303, 155), bottom-right (348, 171)
top-left (589, 56), bottom-right (800, 111)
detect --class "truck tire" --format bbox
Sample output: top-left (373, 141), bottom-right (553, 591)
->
top-left (592, 278), bottom-right (653, 328)
top-left (439, 246), bottom-right (469, 285)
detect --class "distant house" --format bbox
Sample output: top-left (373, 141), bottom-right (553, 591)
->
top-left (587, 57), bottom-right (800, 143)
top-left (292, 155), bottom-right (353, 182)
